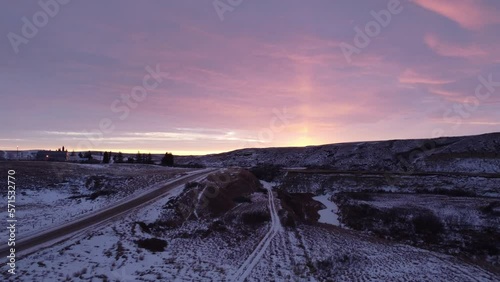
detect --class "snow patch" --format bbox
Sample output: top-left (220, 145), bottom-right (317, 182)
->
top-left (313, 194), bottom-right (340, 226)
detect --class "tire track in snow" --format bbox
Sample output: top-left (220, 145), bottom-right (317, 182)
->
top-left (231, 182), bottom-right (283, 282)
top-left (277, 232), bottom-right (293, 278)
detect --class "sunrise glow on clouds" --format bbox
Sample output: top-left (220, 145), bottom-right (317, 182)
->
top-left (1, 0), bottom-right (499, 155)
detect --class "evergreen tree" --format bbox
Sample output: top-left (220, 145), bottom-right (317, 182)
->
top-left (161, 152), bottom-right (174, 166)
top-left (84, 151), bottom-right (93, 160)
top-left (78, 152), bottom-right (83, 158)
top-left (136, 151), bottom-right (142, 164)
top-left (103, 151), bottom-right (109, 164)
top-left (146, 153), bottom-right (153, 164)
top-left (116, 152), bottom-right (124, 163)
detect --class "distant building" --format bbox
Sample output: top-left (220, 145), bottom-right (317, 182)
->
top-left (35, 151), bottom-right (68, 162)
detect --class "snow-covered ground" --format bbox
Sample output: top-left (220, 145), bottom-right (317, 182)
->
top-left (281, 172), bottom-right (500, 196)
top-left (176, 132), bottom-right (500, 175)
top-left (231, 181), bottom-right (283, 282)
top-left (4, 179), bottom-right (499, 281)
top-left (0, 162), bottom-right (193, 239)
top-left (2, 162), bottom-right (498, 281)
top-left (356, 193), bottom-right (499, 229)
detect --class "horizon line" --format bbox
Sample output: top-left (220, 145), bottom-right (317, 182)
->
top-left (2, 131), bottom-right (498, 157)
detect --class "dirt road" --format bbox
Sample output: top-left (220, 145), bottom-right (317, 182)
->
top-left (232, 181), bottom-right (283, 282)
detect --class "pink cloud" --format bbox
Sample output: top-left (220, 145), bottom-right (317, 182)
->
top-left (413, 0), bottom-right (500, 30)
top-left (399, 69), bottom-right (454, 85)
top-left (424, 34), bottom-right (487, 58)
top-left (426, 88), bottom-right (468, 103)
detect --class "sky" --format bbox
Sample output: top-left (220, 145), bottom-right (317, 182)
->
top-left (1, 0), bottom-right (499, 155)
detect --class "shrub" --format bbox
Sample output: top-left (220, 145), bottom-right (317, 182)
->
top-left (185, 182), bottom-right (199, 189)
top-left (480, 201), bottom-right (500, 215)
top-left (345, 192), bottom-right (374, 201)
top-left (135, 221), bottom-right (151, 234)
top-left (175, 163), bottom-right (205, 168)
top-left (241, 211), bottom-right (270, 225)
top-left (475, 240), bottom-right (499, 256)
top-left (233, 196), bottom-right (252, 203)
top-left (136, 238), bottom-right (168, 252)
top-left (416, 188), bottom-right (476, 197)
top-left (305, 164), bottom-right (332, 170)
top-left (381, 207), bottom-right (412, 224)
top-left (88, 190), bottom-right (114, 200)
top-left (250, 164), bottom-right (282, 182)
top-left (284, 215), bottom-right (296, 227)
top-left (412, 212), bottom-right (444, 235)
top-left (210, 220), bottom-right (227, 232)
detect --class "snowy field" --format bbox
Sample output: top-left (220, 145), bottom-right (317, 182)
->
top-left (365, 193), bottom-right (499, 229)
top-left (3, 176), bottom-right (498, 281)
top-left (0, 162), bottom-right (192, 239)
